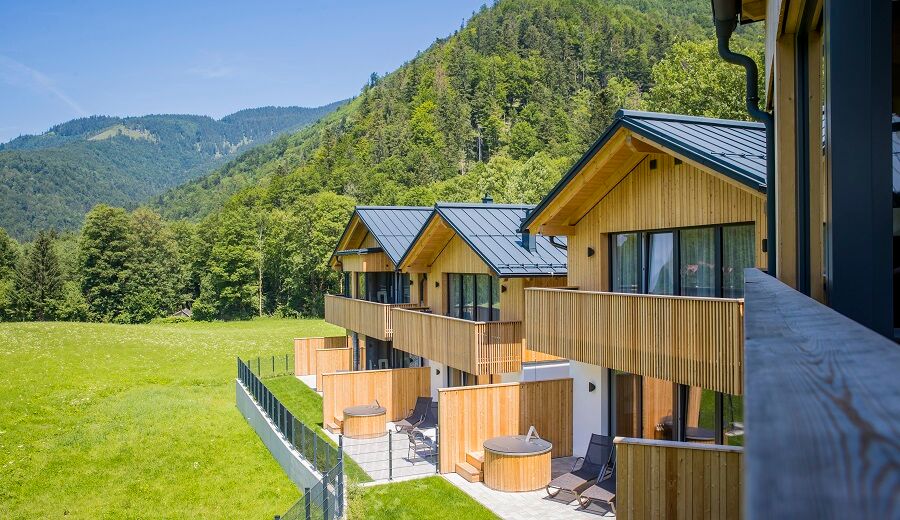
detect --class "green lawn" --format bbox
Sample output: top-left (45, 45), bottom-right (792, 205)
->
top-left (0, 318), bottom-right (342, 519)
top-left (698, 390), bottom-right (744, 446)
top-left (264, 375), bottom-right (371, 483)
top-left (347, 477), bottom-right (499, 519)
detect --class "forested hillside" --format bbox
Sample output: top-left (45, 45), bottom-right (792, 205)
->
top-left (0, 102), bottom-right (345, 239)
top-left (2, 0), bottom-right (763, 324)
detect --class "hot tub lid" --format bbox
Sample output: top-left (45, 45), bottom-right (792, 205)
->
top-left (483, 435), bottom-right (552, 456)
top-left (343, 404), bottom-right (386, 417)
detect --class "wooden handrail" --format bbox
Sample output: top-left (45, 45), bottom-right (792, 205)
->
top-left (324, 294), bottom-right (420, 341)
top-left (743, 269), bottom-right (900, 519)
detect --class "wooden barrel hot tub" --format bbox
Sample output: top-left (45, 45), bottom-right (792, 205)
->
top-left (482, 434), bottom-right (553, 492)
top-left (342, 404), bottom-right (387, 439)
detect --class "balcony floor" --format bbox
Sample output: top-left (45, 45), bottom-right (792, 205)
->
top-left (444, 457), bottom-right (615, 519)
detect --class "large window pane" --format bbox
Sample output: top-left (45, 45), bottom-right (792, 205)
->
top-left (462, 275), bottom-right (475, 320)
top-left (400, 273), bottom-right (411, 304)
top-left (612, 233), bottom-right (642, 293)
top-left (491, 276), bottom-right (501, 321)
top-left (722, 225), bottom-right (755, 298)
top-left (476, 274), bottom-right (491, 321)
top-left (447, 274), bottom-right (461, 318)
top-left (356, 272), bottom-right (367, 300)
top-left (647, 232), bottom-right (675, 295)
top-left (680, 228), bottom-right (717, 297)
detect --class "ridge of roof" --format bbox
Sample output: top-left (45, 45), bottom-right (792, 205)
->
top-left (619, 109), bottom-right (765, 129)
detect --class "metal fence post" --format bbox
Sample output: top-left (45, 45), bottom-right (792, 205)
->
top-left (322, 480), bottom-right (330, 520)
top-left (285, 353), bottom-right (289, 373)
top-left (303, 488), bottom-right (311, 520)
top-left (435, 425), bottom-right (440, 474)
top-left (388, 430), bottom-right (393, 481)
top-left (313, 433), bottom-right (318, 471)
top-left (257, 357), bottom-right (261, 376)
top-left (337, 436), bottom-right (344, 517)
top-left (272, 355), bottom-right (275, 374)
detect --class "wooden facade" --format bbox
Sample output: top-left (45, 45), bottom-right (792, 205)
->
top-left (392, 308), bottom-right (524, 375)
top-left (320, 367), bottom-right (430, 427)
top-left (525, 288), bottom-right (744, 395)
top-left (615, 437), bottom-right (744, 520)
top-left (314, 347), bottom-right (352, 390)
top-left (324, 294), bottom-right (421, 341)
top-left (293, 336), bottom-right (350, 376)
top-left (437, 379), bottom-right (573, 475)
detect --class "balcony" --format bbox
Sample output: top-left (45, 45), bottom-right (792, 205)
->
top-left (391, 308), bottom-right (524, 375)
top-left (524, 287), bottom-right (744, 395)
top-left (324, 294), bottom-right (423, 341)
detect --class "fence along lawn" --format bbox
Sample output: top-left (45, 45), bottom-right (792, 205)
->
top-left (0, 318), bottom-right (342, 519)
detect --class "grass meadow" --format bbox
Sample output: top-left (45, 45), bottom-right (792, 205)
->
top-left (0, 318), bottom-right (341, 519)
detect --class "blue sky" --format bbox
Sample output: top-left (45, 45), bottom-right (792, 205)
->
top-left (0, 0), bottom-right (486, 143)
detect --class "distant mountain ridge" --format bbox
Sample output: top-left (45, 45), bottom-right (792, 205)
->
top-left (0, 101), bottom-right (347, 239)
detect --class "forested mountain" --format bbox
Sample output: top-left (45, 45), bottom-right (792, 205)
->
top-left (3, 0), bottom-right (763, 324)
top-left (0, 102), bottom-right (345, 239)
top-left (155, 0), bottom-right (761, 221)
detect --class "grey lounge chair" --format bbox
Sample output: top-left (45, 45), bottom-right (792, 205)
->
top-left (546, 434), bottom-right (612, 499)
top-left (406, 427), bottom-right (432, 462)
top-left (395, 396), bottom-right (431, 433)
top-left (578, 448), bottom-right (616, 513)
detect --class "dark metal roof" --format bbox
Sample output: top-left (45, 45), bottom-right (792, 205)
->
top-left (523, 109), bottom-right (767, 230)
top-left (432, 203), bottom-right (567, 277)
top-left (354, 206), bottom-right (433, 265)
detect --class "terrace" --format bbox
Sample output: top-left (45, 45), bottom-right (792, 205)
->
top-left (324, 294), bottom-right (423, 341)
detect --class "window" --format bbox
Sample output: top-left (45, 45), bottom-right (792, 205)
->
top-left (722, 225), bottom-right (755, 298)
top-left (610, 224), bottom-right (755, 298)
top-left (647, 232), bottom-right (675, 295)
top-left (341, 272), bottom-right (352, 297)
top-left (680, 227), bottom-right (717, 297)
top-left (356, 272), bottom-right (366, 300)
top-left (446, 273), bottom-right (501, 321)
top-left (612, 233), bottom-right (642, 293)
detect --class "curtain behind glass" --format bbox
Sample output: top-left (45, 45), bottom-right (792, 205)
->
top-left (722, 225), bottom-right (755, 298)
top-left (476, 274), bottom-right (491, 321)
top-left (491, 276), bottom-right (500, 321)
top-left (447, 274), bottom-right (461, 318)
top-left (612, 233), bottom-right (641, 293)
top-left (462, 275), bottom-right (475, 320)
top-left (647, 232), bottom-right (675, 295)
top-left (680, 228), bottom-right (716, 297)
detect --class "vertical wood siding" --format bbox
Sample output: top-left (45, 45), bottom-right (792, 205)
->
top-left (320, 367), bottom-right (430, 425)
top-left (293, 336), bottom-right (349, 375)
top-left (314, 348), bottom-right (352, 390)
top-left (615, 437), bottom-right (743, 520)
top-left (437, 379), bottom-right (573, 474)
top-left (525, 288), bottom-right (744, 395)
top-left (568, 154), bottom-right (767, 291)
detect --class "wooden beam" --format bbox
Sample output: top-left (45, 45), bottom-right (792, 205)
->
top-left (742, 0), bottom-right (767, 21)
top-left (625, 134), bottom-right (660, 153)
top-left (774, 36), bottom-right (798, 288)
top-left (537, 224), bottom-right (576, 236)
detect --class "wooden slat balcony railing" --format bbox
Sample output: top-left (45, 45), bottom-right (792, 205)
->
top-left (324, 294), bottom-right (422, 342)
top-left (524, 287), bottom-right (744, 395)
top-left (615, 437), bottom-right (744, 520)
top-left (391, 308), bottom-right (523, 375)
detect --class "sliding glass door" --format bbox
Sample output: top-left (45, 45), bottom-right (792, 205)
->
top-left (446, 273), bottom-right (501, 321)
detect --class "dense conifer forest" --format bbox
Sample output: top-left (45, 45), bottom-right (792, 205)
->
top-left (0, 0), bottom-right (763, 323)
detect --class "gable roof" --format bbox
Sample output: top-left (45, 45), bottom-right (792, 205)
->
top-left (400, 203), bottom-right (567, 277)
top-left (523, 109), bottom-right (767, 231)
top-left (333, 206), bottom-right (432, 266)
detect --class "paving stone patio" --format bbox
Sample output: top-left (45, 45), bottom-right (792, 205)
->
top-left (443, 456), bottom-right (615, 520)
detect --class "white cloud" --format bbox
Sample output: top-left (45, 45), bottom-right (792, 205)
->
top-left (0, 54), bottom-right (88, 116)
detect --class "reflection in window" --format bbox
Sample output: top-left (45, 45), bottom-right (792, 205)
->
top-left (446, 272), bottom-right (501, 321)
top-left (722, 225), bottom-right (755, 298)
top-left (680, 227), bottom-right (717, 297)
top-left (462, 274), bottom-right (475, 320)
top-left (476, 274), bottom-right (491, 321)
top-left (612, 233), bottom-right (641, 293)
top-left (448, 274), bottom-right (461, 318)
top-left (647, 232), bottom-right (675, 295)
top-left (491, 277), bottom-right (501, 321)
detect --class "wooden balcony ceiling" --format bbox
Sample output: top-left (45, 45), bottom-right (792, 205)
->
top-left (524, 110), bottom-right (767, 234)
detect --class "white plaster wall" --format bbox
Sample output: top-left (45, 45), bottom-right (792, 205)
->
top-left (570, 360), bottom-right (609, 456)
top-left (425, 359), bottom-right (446, 401)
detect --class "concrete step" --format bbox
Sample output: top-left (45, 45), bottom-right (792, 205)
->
top-left (456, 461), bottom-right (482, 483)
top-left (466, 450), bottom-right (484, 471)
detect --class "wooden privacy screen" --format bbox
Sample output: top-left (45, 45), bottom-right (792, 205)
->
top-left (324, 294), bottom-right (422, 341)
top-left (615, 437), bottom-right (743, 520)
top-left (293, 336), bottom-right (349, 375)
top-left (320, 367), bottom-right (430, 425)
top-left (437, 379), bottom-right (573, 474)
top-left (315, 348), bottom-right (352, 390)
top-left (526, 288), bottom-right (744, 395)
